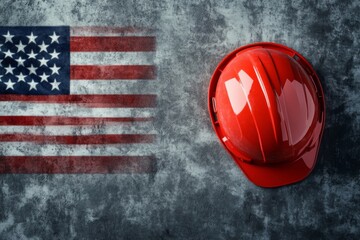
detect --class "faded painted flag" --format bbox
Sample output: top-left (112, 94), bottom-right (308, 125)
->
top-left (0, 26), bottom-right (157, 174)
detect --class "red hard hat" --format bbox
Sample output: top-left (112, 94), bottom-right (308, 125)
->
top-left (208, 42), bottom-right (325, 187)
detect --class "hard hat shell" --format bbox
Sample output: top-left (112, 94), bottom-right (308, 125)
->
top-left (208, 42), bottom-right (325, 188)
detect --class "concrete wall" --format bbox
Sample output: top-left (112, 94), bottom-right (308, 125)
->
top-left (0, 0), bottom-right (359, 239)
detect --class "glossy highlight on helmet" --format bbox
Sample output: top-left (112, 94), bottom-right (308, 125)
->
top-left (208, 42), bottom-right (325, 188)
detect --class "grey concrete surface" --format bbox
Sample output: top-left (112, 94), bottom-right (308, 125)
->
top-left (0, 0), bottom-right (359, 239)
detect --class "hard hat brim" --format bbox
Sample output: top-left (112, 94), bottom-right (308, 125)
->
top-left (236, 142), bottom-right (320, 187)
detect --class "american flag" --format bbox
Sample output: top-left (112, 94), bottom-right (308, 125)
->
top-left (0, 26), bottom-right (157, 174)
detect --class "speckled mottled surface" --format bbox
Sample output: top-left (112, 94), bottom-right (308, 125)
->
top-left (0, 0), bottom-right (359, 239)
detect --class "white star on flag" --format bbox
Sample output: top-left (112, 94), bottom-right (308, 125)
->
top-left (49, 32), bottom-right (60, 43)
top-left (49, 49), bottom-right (60, 59)
top-left (39, 72), bottom-right (49, 82)
top-left (27, 49), bottom-right (37, 59)
top-left (15, 56), bottom-right (26, 66)
top-left (50, 64), bottom-right (61, 75)
top-left (50, 79), bottom-right (61, 91)
top-left (4, 65), bottom-right (15, 74)
top-left (3, 31), bottom-right (14, 43)
top-left (27, 64), bottom-right (38, 75)
top-left (38, 41), bottom-right (49, 52)
top-left (4, 79), bottom-right (16, 90)
top-left (4, 49), bottom-right (14, 58)
top-left (15, 41), bottom-right (26, 52)
top-left (38, 57), bottom-right (49, 67)
top-left (27, 32), bottom-right (37, 43)
top-left (16, 72), bottom-right (27, 82)
top-left (28, 79), bottom-right (38, 90)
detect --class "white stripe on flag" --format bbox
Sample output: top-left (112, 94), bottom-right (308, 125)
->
top-left (0, 102), bottom-right (155, 118)
top-left (70, 27), bottom-right (155, 37)
top-left (70, 52), bottom-right (155, 65)
top-left (0, 123), bottom-right (157, 135)
top-left (0, 143), bottom-right (157, 156)
top-left (70, 80), bottom-right (158, 94)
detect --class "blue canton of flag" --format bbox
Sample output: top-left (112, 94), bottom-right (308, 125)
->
top-left (0, 26), bottom-right (70, 95)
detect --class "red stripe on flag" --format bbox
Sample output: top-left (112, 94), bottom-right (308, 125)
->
top-left (0, 134), bottom-right (156, 144)
top-left (0, 94), bottom-right (156, 108)
top-left (70, 65), bottom-right (156, 79)
top-left (0, 116), bottom-right (153, 126)
top-left (0, 156), bottom-right (156, 173)
top-left (70, 36), bottom-right (155, 52)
